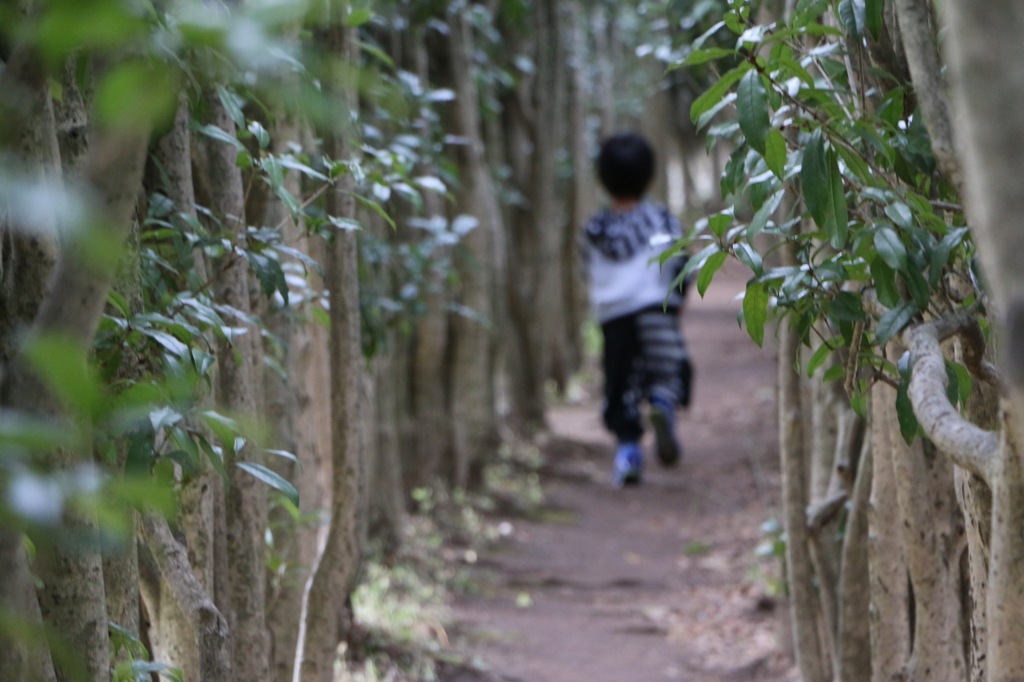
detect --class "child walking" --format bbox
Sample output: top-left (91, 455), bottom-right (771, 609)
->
top-left (581, 132), bottom-right (690, 486)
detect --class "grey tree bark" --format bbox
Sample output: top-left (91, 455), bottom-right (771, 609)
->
top-left (297, 16), bottom-right (367, 682)
top-left (868, 376), bottom-right (911, 681)
top-left (193, 91), bottom-right (270, 682)
top-left (12, 124), bottom-right (151, 681)
top-left (447, 8), bottom-right (502, 489)
top-left (0, 55), bottom-right (59, 682)
top-left (502, 0), bottom-right (569, 432)
top-left (778, 306), bottom-right (828, 682)
top-left (893, 0), bottom-right (961, 193)
top-left (139, 513), bottom-right (234, 681)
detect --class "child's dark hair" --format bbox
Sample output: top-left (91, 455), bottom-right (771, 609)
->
top-left (597, 132), bottom-right (655, 199)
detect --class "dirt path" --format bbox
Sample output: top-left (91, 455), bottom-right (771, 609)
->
top-left (449, 263), bottom-right (799, 682)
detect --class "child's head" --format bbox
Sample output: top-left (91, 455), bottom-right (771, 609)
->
top-left (596, 132), bottom-right (655, 200)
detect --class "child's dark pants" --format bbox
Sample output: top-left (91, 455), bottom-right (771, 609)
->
top-left (601, 306), bottom-right (689, 443)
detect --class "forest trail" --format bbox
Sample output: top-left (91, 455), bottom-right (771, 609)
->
top-left (449, 262), bottom-right (799, 682)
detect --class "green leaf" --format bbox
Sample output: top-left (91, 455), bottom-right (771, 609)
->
top-left (202, 411), bottom-right (240, 453)
top-left (838, 0), bottom-right (866, 38)
top-left (698, 251), bottom-right (728, 297)
top-left (37, 2), bottom-right (146, 62)
top-left (865, 0), bottom-right (885, 39)
top-left (691, 63), bottom-right (752, 127)
top-left (358, 40), bottom-right (395, 68)
top-left (737, 70), bottom-right (770, 155)
top-left (274, 185), bottom-right (302, 223)
top-left (698, 95), bottom-right (739, 133)
top-left (344, 7), bottom-right (373, 27)
top-left (884, 202), bottom-right (914, 230)
top-left (801, 130), bottom-right (848, 248)
top-left (806, 342), bottom-right (834, 377)
top-left (733, 242), bottom-right (764, 275)
top-left (708, 212), bottom-right (734, 238)
top-left (354, 195), bottom-right (396, 229)
top-left (748, 189), bottom-right (784, 238)
top-left (904, 265), bottom-right (931, 311)
top-left (874, 225), bottom-right (908, 271)
top-left (876, 302), bottom-right (916, 345)
top-left (95, 61), bottom-right (179, 133)
top-left (828, 291), bottom-right (866, 322)
top-left (107, 290), bottom-right (131, 318)
top-left (895, 374), bottom-right (919, 444)
top-left (764, 129), bottom-right (787, 179)
top-left (197, 124), bottom-right (246, 153)
top-left (0, 411), bottom-right (75, 453)
top-left (929, 227), bottom-right (968, 287)
top-left (946, 360), bottom-right (973, 407)
top-left (278, 156), bottom-right (329, 182)
top-left (197, 436), bottom-right (229, 488)
top-left (795, 0), bottom-right (830, 24)
top-left (236, 462), bottom-right (299, 505)
top-left (261, 156), bottom-right (285, 191)
top-left (691, 20), bottom-right (728, 51)
top-left (24, 334), bottom-right (102, 416)
top-left (871, 259), bottom-right (901, 308)
top-left (743, 281), bottom-right (770, 347)
top-left (248, 121), bottom-right (271, 150)
top-left (248, 253), bottom-right (288, 304)
top-left (681, 47), bottom-right (738, 66)
top-left (216, 86), bottom-right (246, 129)
top-left (823, 364), bottom-right (846, 383)
top-left (327, 215), bottom-right (362, 231)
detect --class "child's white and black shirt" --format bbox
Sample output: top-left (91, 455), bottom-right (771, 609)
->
top-left (582, 201), bottom-right (687, 324)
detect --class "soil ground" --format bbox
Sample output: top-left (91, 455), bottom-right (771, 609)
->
top-left (448, 262), bottom-right (800, 682)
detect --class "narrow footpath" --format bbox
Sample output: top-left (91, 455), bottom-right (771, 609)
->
top-left (450, 263), bottom-right (799, 682)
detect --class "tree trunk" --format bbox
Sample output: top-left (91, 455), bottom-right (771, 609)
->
top-left (938, 3), bottom-right (1024, 679)
top-left (0, 63), bottom-right (60, 682)
top-left (0, 530), bottom-right (57, 682)
top-left (16, 125), bottom-right (151, 681)
top-left (836, 436), bottom-right (872, 681)
top-left (503, 0), bottom-right (568, 432)
top-left (890, 421), bottom-right (965, 680)
top-left (893, 0), bottom-right (960, 193)
top-left (447, 9), bottom-right (501, 489)
top-left (194, 90), bottom-right (270, 682)
top-left (367, 351), bottom-right (404, 558)
top-left (869, 377), bottom-right (911, 680)
top-left (562, 0), bottom-right (592, 380)
top-left (139, 513), bottom-right (234, 681)
top-left (778, 260), bottom-right (828, 682)
top-left (298, 17), bottom-right (366, 682)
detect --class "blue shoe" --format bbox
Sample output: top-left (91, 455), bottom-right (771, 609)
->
top-left (650, 396), bottom-right (681, 467)
top-left (613, 442), bottom-right (643, 487)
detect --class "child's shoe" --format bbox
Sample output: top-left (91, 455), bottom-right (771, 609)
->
top-left (613, 442), bottom-right (643, 487)
top-left (650, 396), bottom-right (681, 466)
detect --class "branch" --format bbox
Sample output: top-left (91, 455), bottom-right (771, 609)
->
top-left (903, 315), bottom-right (998, 482)
top-left (807, 491), bottom-right (849, 531)
top-left (138, 513), bottom-right (234, 682)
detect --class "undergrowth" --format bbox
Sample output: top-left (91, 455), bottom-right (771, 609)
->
top-left (339, 437), bottom-right (546, 681)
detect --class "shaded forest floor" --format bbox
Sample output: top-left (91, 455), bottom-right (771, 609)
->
top-left (436, 262), bottom-right (799, 682)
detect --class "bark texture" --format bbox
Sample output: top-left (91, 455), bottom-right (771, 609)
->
top-left (298, 17), bottom-right (366, 682)
top-left (868, 379), bottom-right (911, 680)
top-left (447, 9), bottom-right (501, 489)
top-left (893, 0), bottom-right (961, 193)
top-left (13, 125), bottom-right (150, 681)
top-left (836, 438), bottom-right (872, 681)
top-left (194, 91), bottom-right (270, 682)
top-left (778, 314), bottom-right (828, 682)
top-left (0, 529), bottom-right (57, 682)
top-left (139, 513), bottom-right (234, 681)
